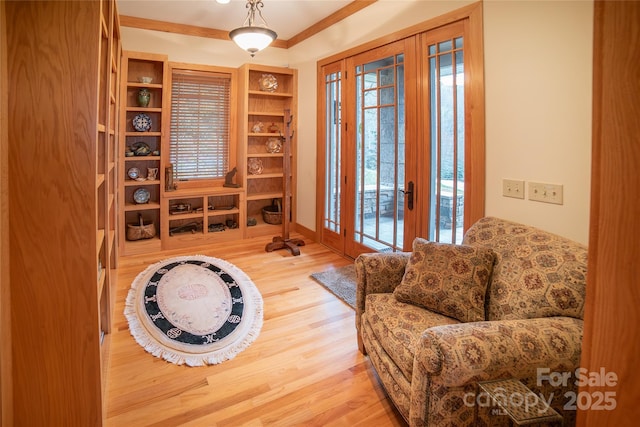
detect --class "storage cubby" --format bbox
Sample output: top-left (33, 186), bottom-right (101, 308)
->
top-left (125, 84), bottom-right (163, 109)
top-left (168, 217), bottom-right (204, 236)
top-left (124, 209), bottom-right (161, 252)
top-left (207, 194), bottom-right (241, 233)
top-left (246, 199), bottom-right (282, 235)
top-left (247, 135), bottom-right (284, 155)
top-left (124, 210), bottom-right (160, 232)
top-left (162, 189), bottom-right (245, 249)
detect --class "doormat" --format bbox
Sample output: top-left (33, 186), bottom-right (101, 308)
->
top-left (310, 264), bottom-right (356, 309)
top-left (125, 255), bottom-right (263, 366)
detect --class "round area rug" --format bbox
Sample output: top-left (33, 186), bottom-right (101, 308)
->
top-left (124, 255), bottom-right (263, 366)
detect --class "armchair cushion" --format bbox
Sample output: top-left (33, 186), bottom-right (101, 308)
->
top-left (394, 238), bottom-right (496, 322)
top-left (463, 217), bottom-right (588, 321)
top-left (364, 293), bottom-right (459, 380)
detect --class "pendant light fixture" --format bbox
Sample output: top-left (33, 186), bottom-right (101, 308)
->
top-left (229, 0), bottom-right (277, 57)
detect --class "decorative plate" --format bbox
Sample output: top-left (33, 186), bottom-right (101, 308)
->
top-left (133, 188), bottom-right (150, 204)
top-left (266, 138), bottom-right (282, 153)
top-left (132, 113), bottom-right (152, 132)
top-left (127, 167), bottom-right (140, 180)
top-left (131, 141), bottom-right (151, 156)
top-left (247, 158), bottom-right (263, 175)
top-left (258, 74), bottom-right (278, 92)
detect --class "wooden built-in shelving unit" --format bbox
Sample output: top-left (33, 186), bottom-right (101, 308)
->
top-left (238, 64), bottom-right (298, 239)
top-left (118, 51), bottom-right (167, 256)
top-left (97, 0), bottom-right (121, 392)
top-left (116, 59), bottom-right (297, 254)
top-left (5, 0), bottom-right (121, 423)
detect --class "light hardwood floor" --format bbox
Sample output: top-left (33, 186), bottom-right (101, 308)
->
top-left (106, 234), bottom-right (407, 426)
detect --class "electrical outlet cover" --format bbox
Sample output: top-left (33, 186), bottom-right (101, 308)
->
top-left (528, 182), bottom-right (563, 205)
top-left (503, 179), bottom-right (525, 199)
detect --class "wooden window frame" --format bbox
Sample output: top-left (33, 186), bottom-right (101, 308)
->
top-left (167, 62), bottom-right (238, 190)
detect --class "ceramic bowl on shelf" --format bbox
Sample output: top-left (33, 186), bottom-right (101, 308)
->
top-left (138, 76), bottom-right (153, 84)
top-left (266, 137), bottom-right (282, 153)
top-left (247, 158), bottom-right (264, 175)
top-left (131, 141), bottom-right (151, 156)
top-left (258, 73), bottom-right (278, 92)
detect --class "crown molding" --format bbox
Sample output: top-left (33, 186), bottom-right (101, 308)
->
top-left (120, 0), bottom-right (377, 50)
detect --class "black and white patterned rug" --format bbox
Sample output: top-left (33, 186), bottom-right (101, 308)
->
top-left (125, 255), bottom-right (263, 366)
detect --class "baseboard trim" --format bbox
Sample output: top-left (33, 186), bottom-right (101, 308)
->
top-left (292, 222), bottom-right (317, 242)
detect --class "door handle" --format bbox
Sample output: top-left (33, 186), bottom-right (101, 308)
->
top-left (399, 181), bottom-right (414, 210)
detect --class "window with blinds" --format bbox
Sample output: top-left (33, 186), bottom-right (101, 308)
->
top-left (170, 70), bottom-right (231, 180)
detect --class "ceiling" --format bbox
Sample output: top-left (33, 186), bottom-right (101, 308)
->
top-left (116, 0), bottom-right (359, 41)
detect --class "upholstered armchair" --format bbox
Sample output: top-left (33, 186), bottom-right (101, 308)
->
top-left (355, 217), bottom-right (587, 426)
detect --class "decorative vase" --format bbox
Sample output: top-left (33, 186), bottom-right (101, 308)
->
top-left (147, 167), bottom-right (158, 181)
top-left (137, 88), bottom-right (151, 107)
top-left (251, 121), bottom-right (264, 133)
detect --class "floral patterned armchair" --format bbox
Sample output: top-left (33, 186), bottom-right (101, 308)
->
top-left (355, 217), bottom-right (587, 426)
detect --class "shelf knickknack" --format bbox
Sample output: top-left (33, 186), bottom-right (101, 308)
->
top-left (165, 164), bottom-right (177, 191)
top-left (137, 88), bottom-right (150, 107)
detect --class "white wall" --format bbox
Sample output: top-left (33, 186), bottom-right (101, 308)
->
top-left (483, 0), bottom-right (593, 244)
top-left (121, 0), bottom-right (594, 244)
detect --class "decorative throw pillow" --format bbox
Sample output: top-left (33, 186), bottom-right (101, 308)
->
top-left (393, 238), bottom-right (495, 323)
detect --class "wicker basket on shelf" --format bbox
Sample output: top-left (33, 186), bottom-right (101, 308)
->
top-left (127, 214), bottom-right (156, 240)
top-left (262, 199), bottom-right (282, 225)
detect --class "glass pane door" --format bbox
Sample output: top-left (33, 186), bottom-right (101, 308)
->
top-left (318, 18), bottom-right (482, 258)
top-left (319, 62), bottom-right (345, 251)
top-left (324, 71), bottom-right (341, 235)
top-left (351, 53), bottom-right (406, 254)
top-left (427, 34), bottom-right (465, 244)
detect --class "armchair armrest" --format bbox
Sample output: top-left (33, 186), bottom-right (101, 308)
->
top-left (408, 317), bottom-right (582, 426)
top-left (414, 316), bottom-right (583, 387)
top-left (355, 252), bottom-right (410, 350)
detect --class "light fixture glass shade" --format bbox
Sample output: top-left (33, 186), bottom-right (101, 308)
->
top-left (228, 0), bottom-right (277, 56)
top-left (229, 26), bottom-right (277, 56)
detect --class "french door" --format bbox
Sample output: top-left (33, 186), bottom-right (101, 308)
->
top-left (318, 12), bottom-right (484, 258)
top-left (344, 39), bottom-right (418, 257)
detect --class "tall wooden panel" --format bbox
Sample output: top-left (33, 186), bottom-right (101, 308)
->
top-left (6, 1), bottom-right (120, 423)
top-left (0, 1), bottom-right (12, 425)
top-left (579, 1), bottom-right (640, 425)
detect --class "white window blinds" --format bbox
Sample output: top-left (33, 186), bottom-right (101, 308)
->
top-left (170, 70), bottom-right (231, 180)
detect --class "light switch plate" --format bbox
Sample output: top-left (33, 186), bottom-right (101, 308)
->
top-left (503, 179), bottom-right (525, 199)
top-left (528, 182), bottom-right (563, 205)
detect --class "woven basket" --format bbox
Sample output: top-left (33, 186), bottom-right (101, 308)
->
top-left (262, 199), bottom-right (282, 225)
top-left (127, 214), bottom-right (156, 241)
